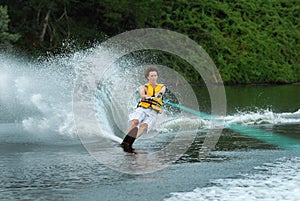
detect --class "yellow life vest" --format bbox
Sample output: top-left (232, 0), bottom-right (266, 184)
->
top-left (138, 83), bottom-right (164, 113)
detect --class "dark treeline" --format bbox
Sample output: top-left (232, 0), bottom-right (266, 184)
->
top-left (0, 0), bottom-right (299, 84)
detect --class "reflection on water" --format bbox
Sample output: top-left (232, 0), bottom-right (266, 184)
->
top-left (0, 144), bottom-right (106, 200)
top-left (195, 84), bottom-right (300, 114)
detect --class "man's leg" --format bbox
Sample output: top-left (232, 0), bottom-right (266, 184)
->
top-left (127, 119), bottom-right (139, 133)
top-left (136, 123), bottom-right (148, 138)
top-left (121, 119), bottom-right (139, 152)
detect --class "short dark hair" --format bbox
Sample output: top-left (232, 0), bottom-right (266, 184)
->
top-left (144, 65), bottom-right (159, 79)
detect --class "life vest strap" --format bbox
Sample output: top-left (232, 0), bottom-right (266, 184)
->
top-left (140, 99), bottom-right (162, 106)
top-left (137, 99), bottom-right (162, 113)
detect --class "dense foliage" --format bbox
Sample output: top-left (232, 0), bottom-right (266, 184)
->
top-left (0, 5), bottom-right (20, 51)
top-left (0, 0), bottom-right (299, 84)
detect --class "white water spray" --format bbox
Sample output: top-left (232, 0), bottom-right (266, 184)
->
top-left (1, 51), bottom-right (299, 145)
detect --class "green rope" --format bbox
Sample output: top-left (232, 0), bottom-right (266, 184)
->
top-left (163, 100), bottom-right (300, 153)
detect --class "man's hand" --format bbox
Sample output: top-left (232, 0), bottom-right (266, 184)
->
top-left (156, 92), bottom-right (163, 98)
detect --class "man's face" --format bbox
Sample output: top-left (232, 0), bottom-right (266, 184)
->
top-left (147, 71), bottom-right (158, 83)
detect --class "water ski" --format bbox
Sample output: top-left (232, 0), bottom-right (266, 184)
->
top-left (120, 127), bottom-right (138, 153)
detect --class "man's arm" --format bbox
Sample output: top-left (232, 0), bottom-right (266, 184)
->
top-left (139, 85), bottom-right (150, 100)
top-left (157, 85), bottom-right (166, 98)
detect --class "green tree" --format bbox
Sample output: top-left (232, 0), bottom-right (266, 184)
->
top-left (153, 1), bottom-right (300, 84)
top-left (1, 0), bottom-right (299, 84)
top-left (2, 0), bottom-right (163, 56)
top-left (0, 5), bottom-right (20, 51)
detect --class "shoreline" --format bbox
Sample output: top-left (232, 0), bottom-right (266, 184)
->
top-left (188, 82), bottom-right (300, 87)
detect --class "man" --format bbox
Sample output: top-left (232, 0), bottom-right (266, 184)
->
top-left (121, 65), bottom-right (166, 153)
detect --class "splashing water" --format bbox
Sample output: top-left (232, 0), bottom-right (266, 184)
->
top-left (0, 53), bottom-right (80, 143)
top-left (0, 51), bottom-right (299, 145)
top-left (0, 50), bottom-right (196, 144)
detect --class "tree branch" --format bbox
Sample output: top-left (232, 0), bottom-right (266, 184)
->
top-left (40, 9), bottom-right (51, 42)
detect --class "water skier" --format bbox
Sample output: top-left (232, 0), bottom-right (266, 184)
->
top-left (121, 65), bottom-right (166, 153)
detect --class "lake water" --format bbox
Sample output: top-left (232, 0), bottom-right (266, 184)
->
top-left (0, 53), bottom-right (299, 200)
